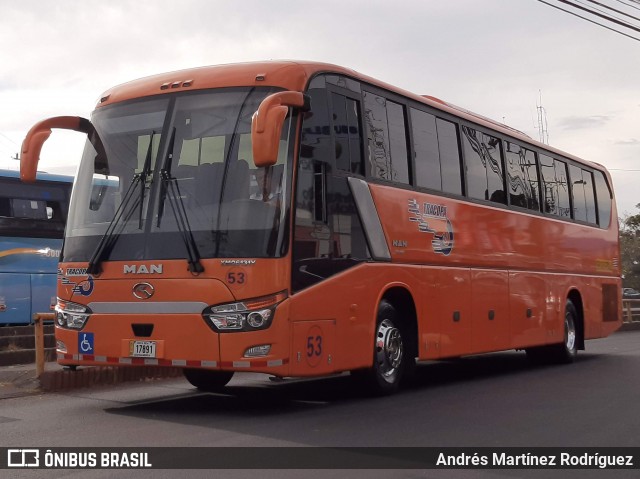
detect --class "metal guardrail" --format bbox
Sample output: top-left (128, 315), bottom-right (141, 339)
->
top-left (622, 299), bottom-right (640, 324)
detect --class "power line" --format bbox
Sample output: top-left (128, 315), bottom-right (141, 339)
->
top-left (537, 0), bottom-right (640, 41)
top-left (0, 131), bottom-right (18, 147)
top-left (574, 0), bottom-right (640, 32)
top-left (555, 0), bottom-right (640, 33)
top-left (584, 0), bottom-right (640, 21)
top-left (614, 0), bottom-right (640, 12)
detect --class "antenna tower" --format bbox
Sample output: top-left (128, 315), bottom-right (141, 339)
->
top-left (536, 90), bottom-right (549, 145)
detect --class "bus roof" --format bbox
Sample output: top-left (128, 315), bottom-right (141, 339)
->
top-left (98, 60), bottom-right (606, 173)
top-left (0, 168), bottom-right (73, 183)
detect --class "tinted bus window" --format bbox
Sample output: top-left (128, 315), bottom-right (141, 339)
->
top-left (594, 170), bottom-right (612, 228)
top-left (0, 179), bottom-right (69, 238)
top-left (505, 142), bottom-right (540, 211)
top-left (330, 93), bottom-right (363, 175)
top-left (540, 155), bottom-right (571, 218)
top-left (570, 164), bottom-right (587, 222)
top-left (363, 91), bottom-right (410, 184)
top-left (411, 109), bottom-right (441, 190)
top-left (461, 126), bottom-right (505, 204)
top-left (436, 119), bottom-right (463, 195)
top-left (583, 169), bottom-right (597, 224)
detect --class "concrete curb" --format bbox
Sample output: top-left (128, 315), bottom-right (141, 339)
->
top-left (39, 365), bottom-right (183, 392)
top-left (0, 364), bottom-right (183, 399)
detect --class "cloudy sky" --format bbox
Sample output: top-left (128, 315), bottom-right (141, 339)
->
top-left (1, 0), bottom-right (638, 215)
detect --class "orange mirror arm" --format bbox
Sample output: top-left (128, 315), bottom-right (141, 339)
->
top-left (21, 116), bottom-right (91, 182)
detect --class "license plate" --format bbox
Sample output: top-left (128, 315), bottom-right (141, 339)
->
top-left (129, 340), bottom-right (156, 358)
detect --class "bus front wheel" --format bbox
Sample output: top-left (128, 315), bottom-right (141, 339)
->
top-left (183, 368), bottom-right (234, 392)
top-left (353, 300), bottom-right (407, 395)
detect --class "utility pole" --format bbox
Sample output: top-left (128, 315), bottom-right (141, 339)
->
top-left (536, 90), bottom-right (549, 145)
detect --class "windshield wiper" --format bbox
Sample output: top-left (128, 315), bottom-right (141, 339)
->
top-left (157, 128), bottom-right (205, 274)
top-left (86, 134), bottom-right (155, 275)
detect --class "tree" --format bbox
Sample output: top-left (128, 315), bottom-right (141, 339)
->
top-left (620, 203), bottom-right (640, 290)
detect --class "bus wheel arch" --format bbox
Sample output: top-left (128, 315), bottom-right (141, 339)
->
top-left (352, 286), bottom-right (418, 395)
top-left (380, 286), bottom-right (419, 367)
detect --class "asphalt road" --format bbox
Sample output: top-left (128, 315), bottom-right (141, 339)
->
top-left (2, 331), bottom-right (640, 479)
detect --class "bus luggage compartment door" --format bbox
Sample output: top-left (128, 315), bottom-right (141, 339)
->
top-left (31, 273), bottom-right (56, 318)
top-left (290, 320), bottom-right (336, 376)
top-left (0, 273), bottom-right (30, 325)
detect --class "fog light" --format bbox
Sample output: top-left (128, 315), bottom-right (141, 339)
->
top-left (56, 340), bottom-right (67, 353)
top-left (244, 344), bottom-right (271, 357)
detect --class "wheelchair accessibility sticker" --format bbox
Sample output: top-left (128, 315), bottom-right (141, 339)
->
top-left (78, 333), bottom-right (94, 355)
top-left (408, 198), bottom-right (454, 255)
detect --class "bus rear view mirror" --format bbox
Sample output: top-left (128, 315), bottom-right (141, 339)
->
top-left (20, 116), bottom-right (101, 182)
top-left (251, 91), bottom-right (308, 168)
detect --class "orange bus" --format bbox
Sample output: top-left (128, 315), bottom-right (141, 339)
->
top-left (20, 61), bottom-right (621, 394)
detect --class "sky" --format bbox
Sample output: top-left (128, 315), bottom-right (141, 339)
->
top-left (0, 0), bottom-right (638, 215)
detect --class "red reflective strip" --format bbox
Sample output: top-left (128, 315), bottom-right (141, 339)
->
top-left (250, 360), bottom-right (268, 367)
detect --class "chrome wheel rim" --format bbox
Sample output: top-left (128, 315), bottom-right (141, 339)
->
top-left (375, 318), bottom-right (403, 383)
top-left (565, 315), bottom-right (576, 351)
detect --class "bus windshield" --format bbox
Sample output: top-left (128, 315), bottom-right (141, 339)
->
top-left (63, 87), bottom-right (293, 263)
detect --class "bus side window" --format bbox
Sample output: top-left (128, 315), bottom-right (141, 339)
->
top-left (570, 164), bottom-right (587, 222)
top-left (411, 108), bottom-right (441, 191)
top-left (540, 155), bottom-right (571, 218)
top-left (330, 93), bottom-right (363, 176)
top-left (594, 170), bottom-right (612, 228)
top-left (363, 91), bottom-right (410, 185)
top-left (582, 169), bottom-right (597, 224)
top-left (461, 126), bottom-right (506, 204)
top-left (298, 86), bottom-right (332, 223)
top-left (505, 142), bottom-right (540, 212)
top-left (0, 197), bottom-right (9, 216)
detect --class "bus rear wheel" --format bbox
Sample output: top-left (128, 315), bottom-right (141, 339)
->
top-left (526, 299), bottom-right (578, 364)
top-left (353, 300), bottom-right (407, 395)
top-left (551, 300), bottom-right (578, 363)
top-left (183, 368), bottom-right (234, 392)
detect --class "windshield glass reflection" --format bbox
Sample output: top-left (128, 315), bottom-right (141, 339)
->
top-left (64, 87), bottom-right (293, 262)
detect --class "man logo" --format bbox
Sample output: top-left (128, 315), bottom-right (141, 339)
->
top-left (132, 283), bottom-right (155, 300)
top-left (124, 264), bottom-right (163, 274)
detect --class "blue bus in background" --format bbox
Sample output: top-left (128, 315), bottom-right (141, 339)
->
top-left (0, 169), bottom-right (72, 325)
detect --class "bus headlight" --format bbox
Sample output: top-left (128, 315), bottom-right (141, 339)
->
top-left (55, 299), bottom-right (92, 330)
top-left (203, 291), bottom-right (287, 332)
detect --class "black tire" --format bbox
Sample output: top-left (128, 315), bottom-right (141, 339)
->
top-left (551, 300), bottom-right (578, 363)
top-left (353, 300), bottom-right (407, 395)
top-left (526, 300), bottom-right (578, 364)
top-left (183, 368), bottom-right (234, 392)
